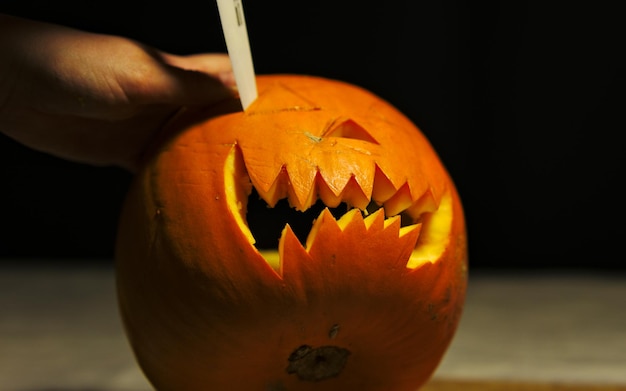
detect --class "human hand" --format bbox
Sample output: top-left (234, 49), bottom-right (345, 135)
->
top-left (0, 13), bottom-right (237, 172)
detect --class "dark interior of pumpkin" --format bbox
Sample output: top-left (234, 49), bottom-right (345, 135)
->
top-left (246, 187), bottom-right (415, 250)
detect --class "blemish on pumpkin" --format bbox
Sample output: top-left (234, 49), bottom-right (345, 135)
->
top-left (305, 132), bottom-right (323, 143)
top-left (286, 345), bottom-right (350, 382)
top-left (328, 324), bottom-right (340, 339)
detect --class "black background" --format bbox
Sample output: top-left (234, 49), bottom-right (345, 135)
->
top-left (1, 1), bottom-right (624, 270)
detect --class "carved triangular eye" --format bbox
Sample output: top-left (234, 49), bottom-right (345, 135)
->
top-left (323, 118), bottom-right (379, 144)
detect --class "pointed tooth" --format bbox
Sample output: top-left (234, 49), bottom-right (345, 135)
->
top-left (351, 163), bottom-right (375, 203)
top-left (339, 176), bottom-right (370, 210)
top-left (372, 164), bottom-right (397, 203)
top-left (279, 223), bottom-right (314, 280)
top-left (253, 167), bottom-right (289, 207)
top-left (383, 215), bottom-right (401, 230)
top-left (406, 189), bottom-right (438, 219)
top-left (336, 208), bottom-right (362, 231)
top-left (286, 164), bottom-right (318, 211)
top-left (318, 162), bottom-right (351, 202)
top-left (363, 208), bottom-right (385, 231)
top-left (399, 224), bottom-right (421, 238)
top-left (317, 174), bottom-right (344, 208)
top-left (383, 183), bottom-right (413, 217)
top-left (305, 208), bottom-right (336, 250)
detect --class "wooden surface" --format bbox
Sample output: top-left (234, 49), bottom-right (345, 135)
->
top-left (423, 379), bottom-right (626, 391)
top-left (1, 262), bottom-right (625, 390)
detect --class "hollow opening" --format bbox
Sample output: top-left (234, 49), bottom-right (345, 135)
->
top-left (247, 187), bottom-right (347, 249)
top-left (246, 187), bottom-right (417, 250)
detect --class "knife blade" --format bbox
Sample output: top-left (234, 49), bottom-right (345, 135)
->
top-left (215, 0), bottom-right (258, 110)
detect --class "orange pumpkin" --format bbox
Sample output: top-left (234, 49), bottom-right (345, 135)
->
top-left (115, 74), bottom-right (467, 391)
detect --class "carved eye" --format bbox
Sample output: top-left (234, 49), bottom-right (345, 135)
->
top-left (322, 118), bottom-right (379, 144)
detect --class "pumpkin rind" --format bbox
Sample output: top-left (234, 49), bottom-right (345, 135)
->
top-left (115, 74), bottom-right (467, 391)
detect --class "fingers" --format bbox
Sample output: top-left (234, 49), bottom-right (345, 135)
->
top-left (121, 50), bottom-right (237, 108)
top-left (159, 52), bottom-right (237, 88)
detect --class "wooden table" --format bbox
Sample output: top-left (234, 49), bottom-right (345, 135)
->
top-left (1, 261), bottom-right (625, 390)
top-left (423, 379), bottom-right (626, 390)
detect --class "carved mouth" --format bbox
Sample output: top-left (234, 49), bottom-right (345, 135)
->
top-left (224, 145), bottom-right (452, 273)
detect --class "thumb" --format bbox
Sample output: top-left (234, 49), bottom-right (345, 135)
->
top-left (145, 63), bottom-right (237, 106)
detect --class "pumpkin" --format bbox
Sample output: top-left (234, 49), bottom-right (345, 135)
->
top-left (115, 74), bottom-right (468, 391)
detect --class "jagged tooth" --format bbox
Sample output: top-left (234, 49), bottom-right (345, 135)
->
top-left (318, 165), bottom-right (350, 199)
top-left (398, 224), bottom-right (422, 266)
top-left (279, 223), bottom-right (313, 280)
top-left (399, 224), bottom-right (422, 239)
top-left (363, 208), bottom-right (385, 231)
top-left (339, 176), bottom-right (370, 210)
top-left (383, 183), bottom-right (413, 217)
top-left (383, 215), bottom-right (401, 230)
top-left (286, 164), bottom-right (318, 211)
top-left (319, 168), bottom-right (372, 210)
top-left (242, 146), bottom-right (284, 203)
top-left (305, 208), bottom-right (338, 250)
top-left (372, 164), bottom-right (397, 204)
top-left (380, 215), bottom-right (422, 263)
top-left (318, 172), bottom-right (346, 196)
top-left (406, 189), bottom-right (438, 220)
top-left (351, 161), bottom-right (375, 202)
top-left (253, 166), bottom-right (290, 207)
top-left (336, 208), bottom-right (363, 231)
top-left (317, 173), bottom-right (344, 208)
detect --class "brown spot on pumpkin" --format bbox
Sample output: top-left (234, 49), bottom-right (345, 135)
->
top-left (286, 345), bottom-right (350, 382)
top-left (305, 132), bottom-right (323, 143)
top-left (328, 324), bottom-right (340, 339)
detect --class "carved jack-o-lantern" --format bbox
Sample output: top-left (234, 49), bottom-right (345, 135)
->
top-left (115, 74), bottom-right (467, 391)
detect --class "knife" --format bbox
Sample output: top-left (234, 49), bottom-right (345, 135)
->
top-left (215, 0), bottom-right (258, 110)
